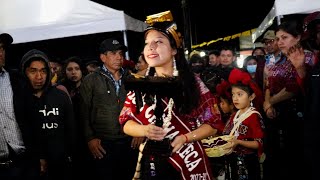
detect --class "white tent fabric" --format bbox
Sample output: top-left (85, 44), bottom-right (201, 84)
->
top-left (0, 0), bottom-right (148, 44)
top-left (252, 0), bottom-right (320, 43)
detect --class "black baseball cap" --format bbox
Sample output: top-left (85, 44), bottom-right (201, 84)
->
top-left (99, 38), bottom-right (127, 54)
top-left (0, 33), bottom-right (13, 48)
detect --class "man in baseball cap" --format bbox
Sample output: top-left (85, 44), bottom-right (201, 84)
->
top-left (262, 30), bottom-right (276, 43)
top-left (0, 33), bottom-right (13, 69)
top-left (261, 30), bottom-right (279, 56)
top-left (0, 33), bottom-right (13, 47)
top-left (79, 36), bottom-right (138, 179)
top-left (99, 38), bottom-right (127, 54)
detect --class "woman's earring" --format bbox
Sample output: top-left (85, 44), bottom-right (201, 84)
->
top-left (145, 66), bottom-right (150, 76)
top-left (250, 100), bottom-right (253, 107)
top-left (173, 58), bottom-right (179, 76)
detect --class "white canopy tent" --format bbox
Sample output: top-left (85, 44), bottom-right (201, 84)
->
top-left (252, 0), bottom-right (320, 43)
top-left (0, 0), bottom-right (148, 59)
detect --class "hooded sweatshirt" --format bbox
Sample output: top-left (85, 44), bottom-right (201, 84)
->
top-left (20, 49), bottom-right (75, 163)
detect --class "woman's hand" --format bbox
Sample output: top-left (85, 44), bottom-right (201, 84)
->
top-left (287, 43), bottom-right (309, 79)
top-left (287, 43), bottom-right (305, 69)
top-left (223, 138), bottom-right (238, 155)
top-left (263, 100), bottom-right (272, 112)
top-left (264, 99), bottom-right (277, 119)
top-left (144, 124), bottom-right (166, 141)
top-left (266, 107), bottom-right (277, 119)
top-left (171, 134), bottom-right (188, 153)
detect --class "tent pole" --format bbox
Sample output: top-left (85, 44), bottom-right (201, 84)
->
top-left (181, 0), bottom-right (192, 52)
top-left (276, 15), bottom-right (282, 25)
top-left (122, 30), bottom-right (129, 60)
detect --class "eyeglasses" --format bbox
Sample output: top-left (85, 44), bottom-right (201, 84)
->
top-left (264, 39), bottom-right (275, 45)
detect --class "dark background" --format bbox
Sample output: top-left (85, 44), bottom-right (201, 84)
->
top-left (92, 0), bottom-right (275, 43)
top-left (92, 0), bottom-right (275, 48)
top-left (6, 0), bottom-right (275, 68)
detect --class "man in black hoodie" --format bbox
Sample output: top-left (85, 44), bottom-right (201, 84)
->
top-left (20, 49), bottom-right (76, 180)
top-left (0, 33), bottom-right (40, 179)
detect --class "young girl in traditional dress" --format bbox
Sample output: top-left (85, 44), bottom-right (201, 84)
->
top-left (223, 68), bottom-right (265, 180)
top-left (207, 79), bottom-right (237, 179)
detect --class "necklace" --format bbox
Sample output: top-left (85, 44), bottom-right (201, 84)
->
top-left (232, 107), bottom-right (254, 137)
top-left (152, 95), bottom-right (174, 128)
top-left (233, 107), bottom-right (253, 125)
top-left (163, 98), bottom-right (174, 128)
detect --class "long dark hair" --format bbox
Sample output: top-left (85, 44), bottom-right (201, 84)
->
top-left (60, 56), bottom-right (85, 93)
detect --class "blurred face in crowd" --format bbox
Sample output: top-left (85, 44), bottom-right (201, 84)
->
top-left (26, 60), bottom-right (48, 91)
top-left (276, 29), bottom-right (300, 55)
top-left (86, 64), bottom-right (98, 74)
top-left (219, 97), bottom-right (234, 114)
top-left (252, 48), bottom-right (265, 56)
top-left (208, 54), bottom-right (220, 66)
top-left (66, 61), bottom-right (82, 83)
top-left (264, 39), bottom-right (279, 55)
top-left (49, 61), bottom-right (61, 75)
top-left (220, 50), bottom-right (234, 67)
top-left (246, 58), bottom-right (258, 75)
top-left (0, 44), bottom-right (5, 68)
top-left (136, 54), bottom-right (148, 72)
top-left (247, 59), bottom-right (258, 66)
top-left (190, 61), bottom-right (205, 74)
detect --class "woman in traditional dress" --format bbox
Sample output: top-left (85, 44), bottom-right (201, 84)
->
top-left (119, 15), bottom-right (224, 180)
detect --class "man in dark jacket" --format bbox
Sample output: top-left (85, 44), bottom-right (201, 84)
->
top-left (0, 33), bottom-right (40, 179)
top-left (79, 38), bottom-right (139, 179)
top-left (20, 49), bottom-right (76, 180)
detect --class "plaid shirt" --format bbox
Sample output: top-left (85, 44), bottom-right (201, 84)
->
top-left (0, 69), bottom-right (25, 159)
top-left (101, 65), bottom-right (125, 96)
